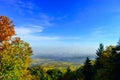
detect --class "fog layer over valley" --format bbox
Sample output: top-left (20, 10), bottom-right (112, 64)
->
top-left (31, 46), bottom-right (96, 65)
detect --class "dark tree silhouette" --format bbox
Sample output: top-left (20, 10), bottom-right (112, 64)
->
top-left (95, 43), bottom-right (104, 70)
top-left (82, 57), bottom-right (93, 80)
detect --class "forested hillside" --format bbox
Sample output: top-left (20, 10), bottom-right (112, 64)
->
top-left (0, 16), bottom-right (120, 80)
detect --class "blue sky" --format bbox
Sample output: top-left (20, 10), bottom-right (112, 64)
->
top-left (0, 0), bottom-right (120, 56)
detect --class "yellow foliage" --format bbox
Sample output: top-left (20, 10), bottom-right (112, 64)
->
top-left (0, 16), bottom-right (33, 80)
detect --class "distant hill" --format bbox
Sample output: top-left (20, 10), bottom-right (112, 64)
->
top-left (31, 54), bottom-right (95, 69)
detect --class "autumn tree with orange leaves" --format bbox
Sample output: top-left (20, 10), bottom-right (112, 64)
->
top-left (0, 16), bottom-right (32, 80)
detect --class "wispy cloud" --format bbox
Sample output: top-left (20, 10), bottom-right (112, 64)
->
top-left (0, 0), bottom-right (68, 27)
top-left (15, 25), bottom-right (60, 41)
top-left (15, 24), bottom-right (81, 42)
top-left (0, 0), bottom-right (37, 15)
top-left (15, 25), bottom-right (97, 56)
top-left (38, 13), bottom-right (55, 26)
top-left (15, 25), bottom-right (43, 35)
top-left (91, 27), bottom-right (105, 38)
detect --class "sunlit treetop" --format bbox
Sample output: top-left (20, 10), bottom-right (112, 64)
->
top-left (0, 16), bottom-right (15, 42)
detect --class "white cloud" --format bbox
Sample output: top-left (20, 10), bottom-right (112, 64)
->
top-left (15, 25), bottom-right (43, 35)
top-left (21, 35), bottom-right (60, 41)
top-left (15, 25), bottom-right (60, 41)
top-left (15, 25), bottom-right (82, 41)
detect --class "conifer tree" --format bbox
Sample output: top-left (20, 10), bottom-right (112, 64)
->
top-left (95, 43), bottom-right (104, 70)
top-left (82, 57), bottom-right (93, 80)
top-left (108, 40), bottom-right (120, 80)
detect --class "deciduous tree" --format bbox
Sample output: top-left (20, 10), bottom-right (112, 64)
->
top-left (0, 16), bottom-right (32, 80)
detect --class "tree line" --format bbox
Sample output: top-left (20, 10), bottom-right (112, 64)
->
top-left (0, 16), bottom-right (120, 80)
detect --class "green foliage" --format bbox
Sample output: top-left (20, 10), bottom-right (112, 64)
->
top-left (108, 45), bottom-right (120, 80)
top-left (62, 67), bottom-right (73, 80)
top-left (47, 69), bottom-right (63, 80)
top-left (96, 43), bottom-right (104, 56)
top-left (0, 37), bottom-right (32, 80)
top-left (28, 66), bottom-right (50, 80)
top-left (95, 43), bottom-right (104, 70)
top-left (82, 57), bottom-right (93, 80)
top-left (62, 66), bottom-right (84, 80)
top-left (29, 65), bottom-right (64, 80)
top-left (94, 41), bottom-right (120, 80)
top-left (75, 68), bottom-right (84, 80)
top-left (0, 16), bottom-right (32, 80)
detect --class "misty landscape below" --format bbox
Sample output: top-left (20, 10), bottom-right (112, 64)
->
top-left (31, 53), bottom-right (96, 66)
top-left (1, 0), bottom-right (120, 79)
